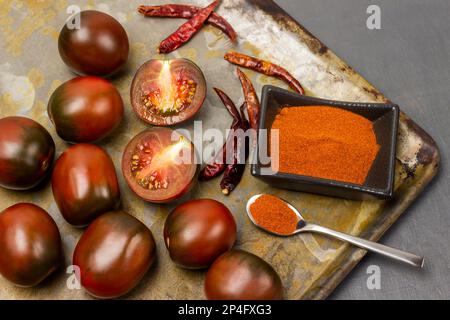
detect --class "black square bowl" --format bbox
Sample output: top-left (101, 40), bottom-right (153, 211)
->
top-left (251, 85), bottom-right (400, 200)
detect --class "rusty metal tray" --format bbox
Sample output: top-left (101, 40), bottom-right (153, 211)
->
top-left (0, 0), bottom-right (440, 299)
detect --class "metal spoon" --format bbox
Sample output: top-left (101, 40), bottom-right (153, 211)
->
top-left (246, 194), bottom-right (424, 268)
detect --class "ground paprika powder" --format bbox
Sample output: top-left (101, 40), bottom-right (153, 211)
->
top-left (270, 106), bottom-right (380, 185)
top-left (250, 194), bottom-right (298, 235)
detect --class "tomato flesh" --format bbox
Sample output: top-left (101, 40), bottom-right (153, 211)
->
top-left (131, 59), bottom-right (206, 126)
top-left (122, 128), bottom-right (198, 203)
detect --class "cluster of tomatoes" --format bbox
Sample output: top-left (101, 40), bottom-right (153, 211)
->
top-left (0, 10), bottom-right (282, 300)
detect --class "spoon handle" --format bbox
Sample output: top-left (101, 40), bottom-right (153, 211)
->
top-left (303, 224), bottom-right (424, 268)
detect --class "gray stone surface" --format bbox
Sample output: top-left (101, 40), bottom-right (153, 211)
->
top-left (276, 0), bottom-right (449, 300)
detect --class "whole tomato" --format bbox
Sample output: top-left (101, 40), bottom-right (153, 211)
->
top-left (48, 76), bottom-right (124, 143)
top-left (52, 144), bottom-right (120, 227)
top-left (164, 199), bottom-right (236, 269)
top-left (205, 250), bottom-right (283, 300)
top-left (0, 117), bottom-right (55, 190)
top-left (73, 211), bottom-right (156, 299)
top-left (58, 10), bottom-right (129, 76)
top-left (0, 203), bottom-right (62, 287)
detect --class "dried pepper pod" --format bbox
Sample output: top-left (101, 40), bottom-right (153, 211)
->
top-left (199, 88), bottom-right (250, 194)
top-left (220, 108), bottom-right (250, 195)
top-left (236, 68), bottom-right (260, 132)
top-left (213, 88), bottom-right (242, 124)
top-left (159, 1), bottom-right (219, 54)
top-left (138, 4), bottom-right (237, 42)
top-left (224, 51), bottom-right (305, 95)
top-left (199, 88), bottom-right (242, 181)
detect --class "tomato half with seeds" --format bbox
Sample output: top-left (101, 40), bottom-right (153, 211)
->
top-left (58, 10), bottom-right (129, 76)
top-left (48, 76), bottom-right (124, 143)
top-left (130, 59), bottom-right (206, 126)
top-left (0, 203), bottom-right (62, 287)
top-left (0, 117), bottom-right (55, 190)
top-left (52, 144), bottom-right (120, 227)
top-left (73, 210), bottom-right (156, 299)
top-left (122, 128), bottom-right (198, 203)
top-left (164, 199), bottom-right (236, 269)
top-left (205, 250), bottom-right (283, 300)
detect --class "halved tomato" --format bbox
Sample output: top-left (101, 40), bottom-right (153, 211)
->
top-left (130, 59), bottom-right (206, 126)
top-left (122, 128), bottom-right (198, 203)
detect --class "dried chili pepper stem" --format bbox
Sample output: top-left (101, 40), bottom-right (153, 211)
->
top-left (138, 4), bottom-right (237, 42)
top-left (158, 1), bottom-right (219, 54)
top-left (224, 51), bottom-right (305, 95)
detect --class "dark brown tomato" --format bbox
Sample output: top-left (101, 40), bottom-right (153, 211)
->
top-left (164, 199), bottom-right (236, 269)
top-left (0, 117), bottom-right (55, 190)
top-left (48, 76), bottom-right (124, 143)
top-left (130, 59), bottom-right (206, 126)
top-left (122, 128), bottom-right (198, 203)
top-left (58, 10), bottom-right (129, 76)
top-left (0, 203), bottom-right (62, 287)
top-left (73, 210), bottom-right (156, 299)
top-left (205, 250), bottom-right (283, 300)
top-left (52, 144), bottom-right (120, 227)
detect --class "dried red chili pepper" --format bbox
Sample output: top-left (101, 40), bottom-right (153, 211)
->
top-left (213, 88), bottom-right (241, 125)
top-left (220, 107), bottom-right (250, 195)
top-left (199, 88), bottom-right (241, 181)
top-left (236, 68), bottom-right (260, 131)
top-left (158, 1), bottom-right (219, 54)
top-left (138, 4), bottom-right (237, 42)
top-left (224, 51), bottom-right (305, 95)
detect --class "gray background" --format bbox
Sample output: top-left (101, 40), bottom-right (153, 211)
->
top-left (276, 0), bottom-right (449, 299)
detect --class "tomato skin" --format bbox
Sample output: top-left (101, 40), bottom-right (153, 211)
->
top-left (164, 199), bottom-right (236, 269)
top-left (205, 250), bottom-right (283, 300)
top-left (73, 211), bottom-right (156, 299)
top-left (58, 10), bottom-right (129, 76)
top-left (0, 117), bottom-right (55, 190)
top-left (52, 144), bottom-right (120, 227)
top-left (48, 76), bottom-right (124, 143)
top-left (0, 203), bottom-right (62, 287)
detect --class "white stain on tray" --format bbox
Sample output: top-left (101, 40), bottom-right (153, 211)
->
top-left (0, 63), bottom-right (35, 114)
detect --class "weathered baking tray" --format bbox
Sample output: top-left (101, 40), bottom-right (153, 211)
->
top-left (0, 0), bottom-right (440, 300)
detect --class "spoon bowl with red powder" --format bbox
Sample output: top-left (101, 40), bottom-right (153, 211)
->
top-left (246, 194), bottom-right (424, 268)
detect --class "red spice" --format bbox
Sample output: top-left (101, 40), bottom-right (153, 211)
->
top-left (271, 106), bottom-right (380, 185)
top-left (250, 194), bottom-right (298, 235)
